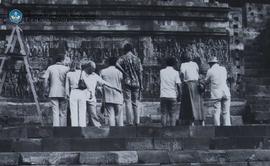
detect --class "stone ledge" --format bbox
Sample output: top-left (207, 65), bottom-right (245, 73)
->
top-left (6, 0), bottom-right (228, 8)
top-left (2, 150), bottom-right (270, 165)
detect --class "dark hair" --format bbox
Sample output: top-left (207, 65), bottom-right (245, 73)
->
top-left (69, 60), bottom-right (81, 72)
top-left (181, 54), bottom-right (191, 63)
top-left (123, 43), bottom-right (133, 54)
top-left (55, 53), bottom-right (65, 63)
top-left (108, 57), bottom-right (118, 66)
top-left (166, 57), bottom-right (176, 66)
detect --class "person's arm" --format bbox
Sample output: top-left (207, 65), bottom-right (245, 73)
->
top-left (204, 70), bottom-right (211, 84)
top-left (97, 75), bottom-right (122, 93)
top-left (176, 72), bottom-right (182, 102)
top-left (65, 73), bottom-right (70, 99)
top-left (43, 68), bottom-right (50, 97)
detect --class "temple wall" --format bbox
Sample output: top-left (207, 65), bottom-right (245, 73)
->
top-left (0, 0), bottom-right (233, 100)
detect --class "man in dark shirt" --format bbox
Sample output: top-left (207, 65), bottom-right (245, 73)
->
top-left (116, 43), bottom-right (143, 126)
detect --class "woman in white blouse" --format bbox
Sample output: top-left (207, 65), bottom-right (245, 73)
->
top-left (65, 60), bottom-right (88, 127)
top-left (179, 54), bottom-right (204, 125)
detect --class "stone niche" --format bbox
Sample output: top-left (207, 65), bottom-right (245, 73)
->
top-left (0, 0), bottom-right (232, 101)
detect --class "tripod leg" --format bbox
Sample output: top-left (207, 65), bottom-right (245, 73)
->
top-left (23, 56), bottom-right (43, 125)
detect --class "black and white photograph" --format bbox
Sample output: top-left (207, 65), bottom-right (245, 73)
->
top-left (0, 0), bottom-right (270, 165)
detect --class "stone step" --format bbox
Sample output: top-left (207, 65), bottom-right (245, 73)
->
top-left (0, 137), bottom-right (213, 152)
top-left (2, 150), bottom-right (270, 165)
top-left (7, 125), bottom-right (270, 139)
top-left (1, 126), bottom-right (270, 152)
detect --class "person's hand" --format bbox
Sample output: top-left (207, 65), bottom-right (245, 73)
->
top-left (177, 94), bottom-right (181, 102)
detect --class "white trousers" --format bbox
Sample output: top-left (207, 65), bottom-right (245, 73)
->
top-left (50, 98), bottom-right (67, 127)
top-left (213, 96), bottom-right (231, 126)
top-left (69, 89), bottom-right (87, 127)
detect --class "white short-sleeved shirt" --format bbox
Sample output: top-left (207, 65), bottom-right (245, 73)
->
top-left (43, 63), bottom-right (69, 98)
top-left (180, 61), bottom-right (199, 82)
top-left (83, 72), bottom-right (106, 103)
top-left (160, 66), bottom-right (181, 98)
top-left (100, 66), bottom-right (123, 104)
top-left (205, 64), bottom-right (231, 99)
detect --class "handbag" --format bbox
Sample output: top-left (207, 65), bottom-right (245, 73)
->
top-left (78, 70), bottom-right (87, 90)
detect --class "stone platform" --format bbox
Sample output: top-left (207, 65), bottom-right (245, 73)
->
top-left (0, 126), bottom-right (270, 165)
top-left (0, 100), bottom-right (247, 127)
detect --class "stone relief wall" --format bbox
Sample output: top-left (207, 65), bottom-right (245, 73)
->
top-left (0, 35), bottom-right (230, 100)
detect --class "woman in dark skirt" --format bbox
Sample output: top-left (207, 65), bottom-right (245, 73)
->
top-left (179, 55), bottom-right (204, 125)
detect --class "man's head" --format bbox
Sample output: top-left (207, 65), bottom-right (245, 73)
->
top-left (82, 60), bottom-right (96, 74)
top-left (107, 57), bottom-right (118, 66)
top-left (166, 57), bottom-right (176, 67)
top-left (208, 57), bottom-right (218, 67)
top-left (123, 43), bottom-right (133, 54)
top-left (54, 53), bottom-right (65, 63)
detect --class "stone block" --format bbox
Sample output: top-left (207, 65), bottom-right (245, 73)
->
top-left (109, 126), bottom-right (137, 138)
top-left (0, 140), bottom-right (13, 152)
top-left (136, 126), bottom-right (162, 137)
top-left (168, 151), bottom-right (198, 163)
top-left (20, 152), bottom-right (79, 165)
top-left (53, 127), bottom-right (82, 138)
top-left (11, 139), bottom-right (42, 152)
top-left (137, 151), bottom-right (170, 164)
top-left (41, 138), bottom-right (72, 151)
top-left (210, 137), bottom-right (265, 150)
top-left (70, 138), bottom-right (126, 151)
top-left (159, 126), bottom-right (190, 138)
top-left (153, 138), bottom-right (182, 151)
top-left (197, 150), bottom-right (228, 163)
top-left (81, 126), bottom-right (110, 138)
top-left (215, 126), bottom-right (267, 137)
top-left (126, 138), bottom-right (154, 150)
top-left (182, 138), bottom-right (210, 150)
top-left (190, 126), bottom-right (215, 137)
top-left (0, 127), bottom-right (27, 138)
top-left (27, 126), bottom-right (53, 138)
top-left (79, 151), bottom-right (138, 165)
top-left (0, 153), bottom-right (19, 166)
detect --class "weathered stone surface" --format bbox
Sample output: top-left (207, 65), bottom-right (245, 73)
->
top-left (168, 151), bottom-right (198, 163)
top-left (27, 126), bottom-right (53, 138)
top-left (137, 151), bottom-right (170, 164)
top-left (0, 153), bottom-right (19, 166)
top-left (53, 127), bottom-right (82, 138)
top-left (126, 138), bottom-right (154, 150)
top-left (153, 138), bottom-right (182, 151)
top-left (11, 139), bottom-right (42, 152)
top-left (79, 151), bottom-right (138, 165)
top-left (20, 152), bottom-right (79, 165)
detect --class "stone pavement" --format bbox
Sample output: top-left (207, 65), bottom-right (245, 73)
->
top-left (1, 126), bottom-right (270, 165)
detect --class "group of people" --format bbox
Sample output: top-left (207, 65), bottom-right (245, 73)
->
top-left (43, 42), bottom-right (231, 127)
top-left (43, 43), bottom-right (142, 127)
top-left (160, 56), bottom-right (231, 126)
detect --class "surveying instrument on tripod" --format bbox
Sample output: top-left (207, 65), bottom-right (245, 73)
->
top-left (0, 9), bottom-right (42, 125)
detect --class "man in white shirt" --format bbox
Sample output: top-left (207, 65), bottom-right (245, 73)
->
top-left (82, 60), bottom-right (122, 127)
top-left (160, 57), bottom-right (181, 126)
top-left (100, 57), bottom-right (124, 126)
top-left (205, 57), bottom-right (231, 126)
top-left (43, 53), bottom-right (69, 127)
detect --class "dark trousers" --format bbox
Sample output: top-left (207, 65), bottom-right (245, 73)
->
top-left (160, 98), bottom-right (177, 126)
